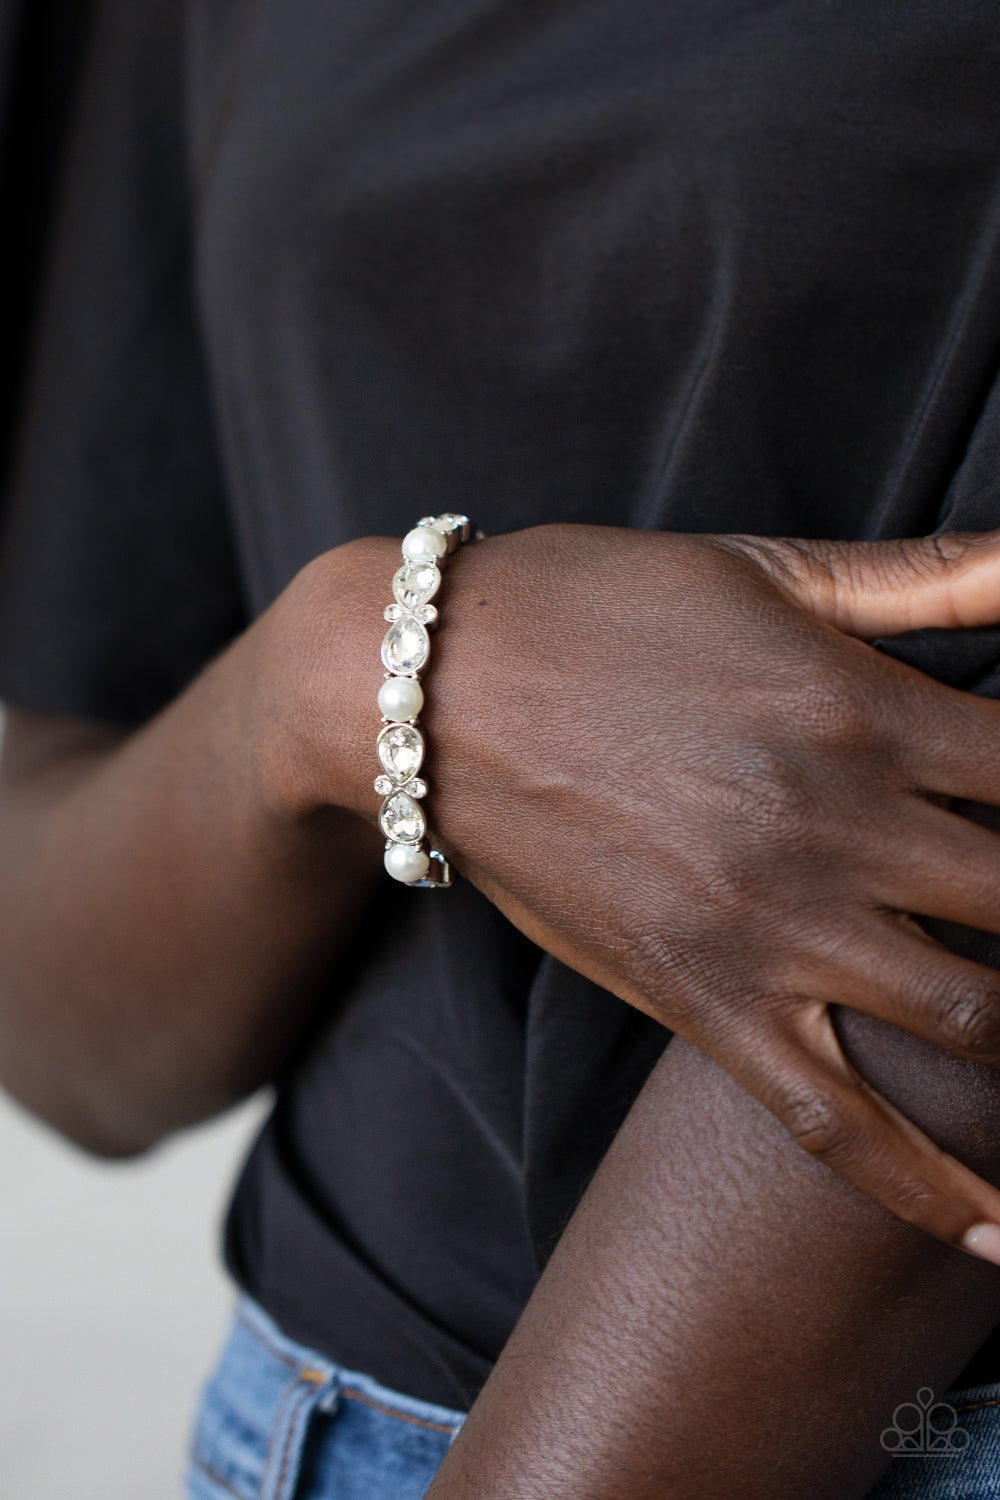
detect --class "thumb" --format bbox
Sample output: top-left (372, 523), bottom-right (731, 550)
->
top-left (728, 529), bottom-right (1000, 639)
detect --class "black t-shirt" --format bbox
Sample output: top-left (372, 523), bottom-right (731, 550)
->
top-left (2, 0), bottom-right (1000, 1408)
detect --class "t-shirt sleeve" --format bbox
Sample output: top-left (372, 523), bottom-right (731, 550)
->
top-left (0, 0), bottom-right (245, 727)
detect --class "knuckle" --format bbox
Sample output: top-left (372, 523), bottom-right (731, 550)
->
top-left (913, 531), bottom-right (972, 575)
top-left (837, 533), bottom-right (970, 593)
top-left (779, 1085), bottom-right (856, 1164)
top-left (885, 1177), bottom-right (938, 1224)
top-left (933, 976), bottom-right (1000, 1058)
top-left (722, 746), bottom-right (813, 840)
top-left (791, 675), bottom-right (872, 755)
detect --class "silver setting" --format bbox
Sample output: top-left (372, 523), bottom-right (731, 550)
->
top-left (416, 850), bottom-right (452, 888)
top-left (430, 514), bottom-right (471, 546)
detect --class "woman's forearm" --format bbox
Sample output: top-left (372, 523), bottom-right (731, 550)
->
top-left (428, 1014), bottom-right (1000, 1500)
top-left (11, 512), bottom-right (1000, 1278)
top-left (0, 538), bottom-right (399, 1154)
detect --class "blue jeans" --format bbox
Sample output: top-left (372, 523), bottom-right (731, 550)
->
top-left (187, 1298), bottom-right (1000, 1498)
top-left (866, 1384), bottom-right (1000, 1499)
top-left (185, 1299), bottom-right (464, 1499)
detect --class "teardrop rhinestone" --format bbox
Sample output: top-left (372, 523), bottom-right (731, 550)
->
top-left (379, 791), bottom-right (426, 845)
top-left (377, 723), bottom-right (425, 784)
top-left (392, 562), bottom-right (441, 612)
top-left (382, 616), bottom-right (430, 675)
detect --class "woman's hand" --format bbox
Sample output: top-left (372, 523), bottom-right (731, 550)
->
top-left (265, 521), bottom-right (1000, 1258)
top-left (429, 524), bottom-right (1000, 1258)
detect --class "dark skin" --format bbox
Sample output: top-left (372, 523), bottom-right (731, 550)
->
top-left (7, 524), bottom-right (1000, 1492)
top-left (427, 1023), bottom-right (1000, 1499)
top-left (423, 526), bottom-right (1000, 1252)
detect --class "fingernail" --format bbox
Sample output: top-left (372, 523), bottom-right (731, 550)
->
top-left (961, 1224), bottom-right (1000, 1268)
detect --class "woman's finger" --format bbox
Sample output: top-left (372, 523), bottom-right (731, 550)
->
top-left (902, 674), bottom-right (1000, 809)
top-left (724, 529), bottom-right (1000, 639)
top-left (799, 912), bottom-right (1000, 1067)
top-left (872, 796), bottom-right (1000, 943)
top-left (731, 1005), bottom-right (1000, 1262)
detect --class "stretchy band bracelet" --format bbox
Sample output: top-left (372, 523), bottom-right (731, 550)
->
top-left (376, 514), bottom-right (476, 887)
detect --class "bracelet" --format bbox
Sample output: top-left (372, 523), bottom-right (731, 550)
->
top-left (376, 514), bottom-right (476, 887)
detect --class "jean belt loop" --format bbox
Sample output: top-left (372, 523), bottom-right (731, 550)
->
top-left (258, 1360), bottom-right (340, 1500)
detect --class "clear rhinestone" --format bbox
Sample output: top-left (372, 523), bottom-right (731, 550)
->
top-left (383, 603), bottom-right (403, 622)
top-left (382, 616), bottom-right (430, 674)
top-left (373, 774), bottom-right (394, 796)
top-left (405, 777), bottom-right (427, 799)
top-left (392, 562), bottom-right (441, 612)
top-left (379, 791), bottom-right (426, 845)
top-left (377, 723), bottom-right (425, 784)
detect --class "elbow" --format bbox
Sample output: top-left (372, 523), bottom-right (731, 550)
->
top-left (0, 1076), bottom-right (170, 1160)
top-left (77, 1073), bottom-right (175, 1159)
top-left (56, 1109), bottom-right (166, 1161)
top-left (0, 1013), bottom-right (263, 1160)
top-left (0, 984), bottom-right (273, 1160)
top-left (0, 1044), bottom-right (190, 1160)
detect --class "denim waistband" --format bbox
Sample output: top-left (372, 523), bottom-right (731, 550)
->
top-left (186, 1297), bottom-right (465, 1500)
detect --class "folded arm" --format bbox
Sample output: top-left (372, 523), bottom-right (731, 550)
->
top-left (5, 523), bottom-right (1000, 1497)
top-left (428, 1003), bottom-right (1000, 1499)
top-left (6, 519), bottom-right (1000, 1241)
top-left (0, 541), bottom-right (393, 1154)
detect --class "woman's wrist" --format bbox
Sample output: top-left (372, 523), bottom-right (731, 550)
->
top-left (248, 534), bottom-right (403, 824)
top-left (249, 524), bottom-right (517, 865)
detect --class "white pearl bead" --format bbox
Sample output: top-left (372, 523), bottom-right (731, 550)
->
top-left (402, 526), bottom-right (448, 562)
top-left (378, 676), bottom-right (424, 721)
top-left (384, 843), bottom-right (430, 884)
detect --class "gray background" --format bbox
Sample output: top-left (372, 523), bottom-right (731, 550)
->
top-left (0, 1087), bottom-right (268, 1498)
